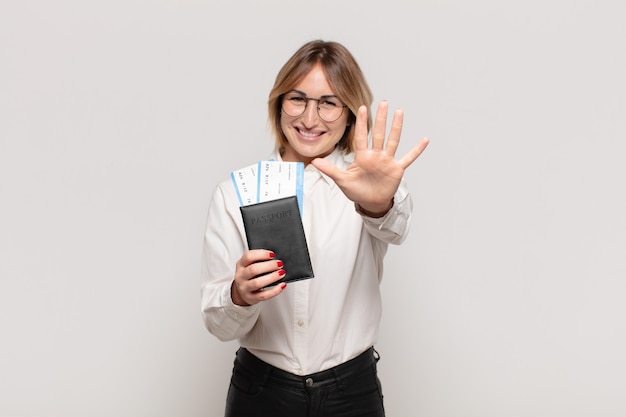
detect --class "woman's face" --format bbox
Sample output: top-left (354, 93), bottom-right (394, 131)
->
top-left (280, 64), bottom-right (350, 164)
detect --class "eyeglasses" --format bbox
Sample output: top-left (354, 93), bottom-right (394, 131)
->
top-left (281, 92), bottom-right (347, 122)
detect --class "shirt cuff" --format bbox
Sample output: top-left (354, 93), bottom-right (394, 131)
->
top-left (221, 283), bottom-right (260, 324)
top-left (356, 187), bottom-right (411, 236)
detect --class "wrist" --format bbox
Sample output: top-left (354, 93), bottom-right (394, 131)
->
top-left (231, 281), bottom-right (251, 306)
top-left (355, 199), bottom-right (394, 218)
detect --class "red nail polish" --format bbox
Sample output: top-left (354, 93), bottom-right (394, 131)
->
top-left (278, 269), bottom-right (286, 276)
top-left (280, 283), bottom-right (287, 289)
top-left (277, 261), bottom-right (284, 268)
top-left (269, 251), bottom-right (275, 258)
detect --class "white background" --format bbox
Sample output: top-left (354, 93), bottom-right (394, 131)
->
top-left (1, 1), bottom-right (625, 416)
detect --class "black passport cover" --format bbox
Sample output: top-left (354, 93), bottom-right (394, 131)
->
top-left (240, 196), bottom-right (314, 286)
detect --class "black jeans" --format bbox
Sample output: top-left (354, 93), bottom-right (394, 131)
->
top-left (224, 347), bottom-right (385, 417)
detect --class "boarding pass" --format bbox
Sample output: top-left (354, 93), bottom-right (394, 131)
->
top-left (231, 160), bottom-right (304, 215)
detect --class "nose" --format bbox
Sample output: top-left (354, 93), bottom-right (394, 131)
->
top-left (301, 99), bottom-right (319, 126)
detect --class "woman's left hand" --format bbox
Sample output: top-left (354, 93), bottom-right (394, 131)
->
top-left (311, 101), bottom-right (429, 217)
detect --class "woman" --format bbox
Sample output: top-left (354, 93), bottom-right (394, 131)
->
top-left (201, 40), bottom-right (429, 417)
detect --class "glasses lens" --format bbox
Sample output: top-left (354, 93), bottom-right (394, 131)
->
top-left (281, 93), bottom-right (345, 122)
top-left (282, 94), bottom-right (306, 117)
top-left (317, 97), bottom-right (344, 122)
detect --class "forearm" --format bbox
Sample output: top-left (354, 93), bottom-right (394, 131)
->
top-left (201, 279), bottom-right (260, 341)
top-left (200, 183), bottom-right (260, 341)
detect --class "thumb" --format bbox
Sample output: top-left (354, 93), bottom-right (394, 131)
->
top-left (311, 157), bottom-right (343, 181)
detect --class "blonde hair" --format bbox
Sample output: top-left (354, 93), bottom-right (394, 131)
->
top-left (268, 40), bottom-right (373, 153)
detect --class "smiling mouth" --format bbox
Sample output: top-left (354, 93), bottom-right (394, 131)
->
top-left (297, 128), bottom-right (323, 139)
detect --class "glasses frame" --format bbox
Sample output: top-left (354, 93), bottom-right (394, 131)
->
top-left (281, 92), bottom-right (348, 122)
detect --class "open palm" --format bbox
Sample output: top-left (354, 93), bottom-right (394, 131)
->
top-left (311, 101), bottom-right (429, 215)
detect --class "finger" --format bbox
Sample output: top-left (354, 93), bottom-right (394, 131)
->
top-left (236, 268), bottom-right (286, 305)
top-left (353, 105), bottom-right (369, 152)
top-left (239, 249), bottom-right (276, 268)
top-left (398, 137), bottom-right (430, 169)
top-left (384, 108), bottom-right (404, 157)
top-left (255, 279), bottom-right (287, 301)
top-left (371, 101), bottom-right (388, 150)
top-left (250, 269), bottom-right (287, 292)
top-left (311, 157), bottom-right (344, 182)
top-left (246, 258), bottom-right (283, 279)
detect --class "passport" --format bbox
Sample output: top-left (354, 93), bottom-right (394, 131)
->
top-left (240, 195), bottom-right (314, 286)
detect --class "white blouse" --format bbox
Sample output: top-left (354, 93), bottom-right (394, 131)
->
top-left (201, 148), bottom-right (413, 375)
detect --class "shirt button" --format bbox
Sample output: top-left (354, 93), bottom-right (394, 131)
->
top-left (297, 320), bottom-right (304, 327)
top-left (305, 378), bottom-right (313, 388)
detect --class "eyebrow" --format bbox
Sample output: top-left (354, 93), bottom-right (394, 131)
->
top-left (288, 89), bottom-right (338, 99)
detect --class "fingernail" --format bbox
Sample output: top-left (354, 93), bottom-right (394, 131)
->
top-left (278, 269), bottom-right (286, 276)
top-left (277, 261), bottom-right (284, 268)
top-left (269, 251), bottom-right (275, 258)
top-left (280, 283), bottom-right (287, 289)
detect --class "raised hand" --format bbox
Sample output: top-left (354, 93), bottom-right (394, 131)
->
top-left (311, 101), bottom-right (429, 216)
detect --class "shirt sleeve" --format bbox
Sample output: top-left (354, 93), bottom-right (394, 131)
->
top-left (200, 182), bottom-right (261, 341)
top-left (357, 178), bottom-right (413, 245)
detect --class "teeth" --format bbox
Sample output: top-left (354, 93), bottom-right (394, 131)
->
top-left (300, 130), bottom-right (320, 138)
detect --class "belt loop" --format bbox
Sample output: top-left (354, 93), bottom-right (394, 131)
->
top-left (372, 347), bottom-right (380, 363)
top-left (331, 367), bottom-right (344, 394)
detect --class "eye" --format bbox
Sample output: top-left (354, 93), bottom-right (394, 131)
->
top-left (286, 95), bottom-right (307, 104)
top-left (320, 98), bottom-right (340, 108)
